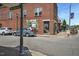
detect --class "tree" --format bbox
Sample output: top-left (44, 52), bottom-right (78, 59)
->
top-left (27, 20), bottom-right (31, 27)
top-left (62, 19), bottom-right (67, 31)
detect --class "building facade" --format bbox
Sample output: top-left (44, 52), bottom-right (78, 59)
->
top-left (0, 3), bottom-right (58, 35)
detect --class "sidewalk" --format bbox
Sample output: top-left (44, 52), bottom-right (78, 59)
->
top-left (0, 46), bottom-right (46, 56)
top-left (36, 32), bottom-right (68, 38)
top-left (30, 50), bottom-right (46, 56)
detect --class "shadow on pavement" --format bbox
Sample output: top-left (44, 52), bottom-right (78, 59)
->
top-left (0, 46), bottom-right (32, 56)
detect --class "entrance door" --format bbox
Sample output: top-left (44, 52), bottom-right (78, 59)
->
top-left (43, 21), bottom-right (49, 34)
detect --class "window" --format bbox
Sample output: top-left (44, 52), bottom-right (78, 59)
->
top-left (8, 11), bottom-right (13, 19)
top-left (18, 10), bottom-right (27, 17)
top-left (23, 10), bottom-right (27, 16)
top-left (34, 8), bottom-right (42, 16)
top-left (0, 28), bottom-right (5, 30)
top-left (7, 28), bottom-right (12, 30)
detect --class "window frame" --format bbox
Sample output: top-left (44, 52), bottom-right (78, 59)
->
top-left (34, 7), bottom-right (42, 17)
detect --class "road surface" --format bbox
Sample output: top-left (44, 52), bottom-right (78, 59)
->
top-left (0, 34), bottom-right (79, 56)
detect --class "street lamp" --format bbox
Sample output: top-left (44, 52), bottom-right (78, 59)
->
top-left (10, 3), bottom-right (25, 55)
top-left (19, 3), bottom-right (24, 55)
top-left (1, 3), bottom-right (26, 55)
top-left (0, 4), bottom-right (3, 28)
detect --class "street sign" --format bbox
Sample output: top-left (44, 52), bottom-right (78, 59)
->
top-left (70, 12), bottom-right (74, 19)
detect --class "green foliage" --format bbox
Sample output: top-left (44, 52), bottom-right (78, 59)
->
top-left (10, 5), bottom-right (20, 10)
top-left (72, 25), bottom-right (79, 29)
top-left (62, 19), bottom-right (67, 31)
top-left (62, 20), bottom-right (66, 26)
top-left (27, 20), bottom-right (31, 27)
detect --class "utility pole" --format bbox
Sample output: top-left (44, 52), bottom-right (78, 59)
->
top-left (69, 4), bottom-right (71, 29)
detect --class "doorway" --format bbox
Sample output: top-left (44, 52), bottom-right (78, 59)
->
top-left (43, 21), bottom-right (49, 34)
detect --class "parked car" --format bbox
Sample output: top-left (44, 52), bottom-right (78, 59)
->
top-left (0, 27), bottom-right (12, 35)
top-left (13, 28), bottom-right (36, 37)
top-left (70, 27), bottom-right (78, 35)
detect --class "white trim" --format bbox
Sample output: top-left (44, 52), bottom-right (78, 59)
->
top-left (26, 19), bottom-right (50, 21)
top-left (30, 19), bottom-right (37, 22)
top-left (42, 19), bottom-right (50, 21)
top-left (26, 19), bottom-right (36, 21)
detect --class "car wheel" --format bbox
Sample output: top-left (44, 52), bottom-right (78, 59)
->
top-left (25, 33), bottom-right (29, 37)
top-left (2, 32), bottom-right (5, 35)
top-left (13, 33), bottom-right (16, 36)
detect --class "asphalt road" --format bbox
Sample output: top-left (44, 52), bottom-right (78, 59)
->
top-left (0, 33), bottom-right (79, 56)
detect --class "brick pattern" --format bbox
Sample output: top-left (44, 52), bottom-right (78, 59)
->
top-left (49, 4), bottom-right (55, 35)
top-left (0, 3), bottom-right (57, 34)
top-left (37, 18), bottom-right (43, 34)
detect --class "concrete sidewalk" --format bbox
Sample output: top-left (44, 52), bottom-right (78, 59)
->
top-left (36, 32), bottom-right (68, 38)
top-left (30, 50), bottom-right (46, 56)
top-left (0, 46), bottom-right (46, 56)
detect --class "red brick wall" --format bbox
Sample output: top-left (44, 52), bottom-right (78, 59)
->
top-left (0, 3), bottom-right (57, 34)
top-left (49, 4), bottom-right (56, 35)
top-left (24, 3), bottom-right (51, 19)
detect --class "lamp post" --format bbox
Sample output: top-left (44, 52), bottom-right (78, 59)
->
top-left (0, 4), bottom-right (3, 28)
top-left (5, 3), bottom-right (24, 55)
top-left (1, 3), bottom-right (27, 55)
top-left (19, 3), bottom-right (24, 55)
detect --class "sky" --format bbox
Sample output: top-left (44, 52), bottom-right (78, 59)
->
top-left (57, 3), bottom-right (79, 26)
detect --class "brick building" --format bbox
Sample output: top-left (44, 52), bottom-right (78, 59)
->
top-left (0, 3), bottom-right (58, 35)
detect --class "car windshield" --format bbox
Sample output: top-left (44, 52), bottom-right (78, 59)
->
top-left (8, 28), bottom-right (12, 30)
top-left (0, 28), bottom-right (5, 30)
